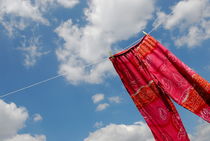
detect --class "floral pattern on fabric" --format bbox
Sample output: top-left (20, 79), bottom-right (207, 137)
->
top-left (110, 34), bottom-right (210, 141)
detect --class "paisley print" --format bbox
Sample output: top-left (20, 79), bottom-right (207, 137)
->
top-left (161, 78), bottom-right (172, 92)
top-left (172, 73), bottom-right (188, 88)
top-left (181, 87), bottom-right (205, 113)
top-left (201, 108), bottom-right (210, 120)
top-left (159, 107), bottom-right (168, 121)
top-left (131, 81), bottom-right (158, 109)
top-left (110, 34), bottom-right (209, 141)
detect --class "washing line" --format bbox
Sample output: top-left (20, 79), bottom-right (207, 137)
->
top-left (0, 10), bottom-right (174, 99)
top-left (0, 37), bottom-right (142, 99)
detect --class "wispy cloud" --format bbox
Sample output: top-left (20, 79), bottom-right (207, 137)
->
top-left (0, 0), bottom-right (48, 24)
top-left (35, 0), bottom-right (79, 10)
top-left (108, 96), bottom-right (121, 104)
top-left (0, 0), bottom-right (79, 36)
top-left (54, 0), bottom-right (79, 8)
top-left (92, 94), bottom-right (104, 104)
top-left (92, 94), bottom-right (121, 111)
top-left (18, 36), bottom-right (49, 68)
top-left (190, 120), bottom-right (210, 141)
top-left (33, 114), bottom-right (43, 122)
top-left (0, 0), bottom-right (48, 36)
top-left (155, 0), bottom-right (210, 48)
top-left (94, 121), bottom-right (104, 128)
top-left (96, 103), bottom-right (109, 111)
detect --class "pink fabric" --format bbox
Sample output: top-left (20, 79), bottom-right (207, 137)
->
top-left (110, 35), bottom-right (210, 141)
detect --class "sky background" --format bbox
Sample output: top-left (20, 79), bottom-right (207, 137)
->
top-left (0, 0), bottom-right (210, 141)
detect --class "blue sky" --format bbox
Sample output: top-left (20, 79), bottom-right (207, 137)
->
top-left (0, 0), bottom-right (210, 141)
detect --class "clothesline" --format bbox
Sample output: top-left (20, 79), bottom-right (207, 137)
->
top-left (0, 37), bottom-right (142, 99)
top-left (0, 10), bottom-right (173, 99)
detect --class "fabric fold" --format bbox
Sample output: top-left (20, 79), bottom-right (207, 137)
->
top-left (110, 34), bottom-right (210, 141)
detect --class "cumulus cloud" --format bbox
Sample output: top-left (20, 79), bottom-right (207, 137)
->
top-left (86, 120), bottom-right (210, 141)
top-left (0, 100), bottom-right (46, 141)
top-left (84, 122), bottom-right (154, 141)
top-left (0, 100), bottom-right (28, 140)
top-left (155, 0), bottom-right (210, 48)
top-left (96, 103), bottom-right (109, 111)
top-left (108, 96), bottom-right (121, 104)
top-left (92, 94), bottom-right (104, 104)
top-left (33, 114), bottom-right (43, 122)
top-left (4, 134), bottom-right (46, 141)
top-left (55, 0), bottom-right (155, 84)
top-left (18, 36), bottom-right (49, 67)
top-left (0, 0), bottom-right (48, 24)
top-left (0, 0), bottom-right (79, 36)
top-left (0, 0), bottom-right (49, 36)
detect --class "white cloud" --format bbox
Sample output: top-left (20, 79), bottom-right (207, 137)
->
top-left (92, 94), bottom-right (121, 111)
top-left (174, 26), bottom-right (205, 47)
top-left (33, 114), bottom-right (43, 122)
top-left (84, 122), bottom-right (154, 141)
top-left (55, 0), bottom-right (155, 84)
top-left (86, 120), bottom-right (210, 141)
top-left (19, 36), bottom-right (49, 67)
top-left (94, 121), bottom-right (104, 128)
top-left (0, 0), bottom-right (48, 24)
top-left (4, 134), bottom-right (46, 141)
top-left (56, 0), bottom-right (79, 8)
top-left (161, 0), bottom-right (206, 29)
top-left (35, 0), bottom-right (79, 11)
top-left (0, 100), bottom-right (46, 141)
top-left (0, 100), bottom-right (28, 140)
top-left (190, 121), bottom-right (210, 141)
top-left (96, 103), bottom-right (109, 111)
top-left (0, 18), bottom-right (29, 37)
top-left (0, 0), bottom-right (79, 36)
top-left (0, 0), bottom-right (47, 36)
top-left (108, 96), bottom-right (121, 104)
top-left (155, 0), bottom-right (210, 48)
top-left (92, 94), bottom-right (104, 104)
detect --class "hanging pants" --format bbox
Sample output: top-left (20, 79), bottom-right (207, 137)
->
top-left (109, 34), bottom-right (210, 141)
